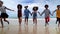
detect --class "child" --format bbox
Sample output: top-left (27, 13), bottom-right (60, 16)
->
top-left (0, 1), bottom-right (14, 27)
top-left (17, 4), bottom-right (22, 25)
top-left (24, 6), bottom-right (31, 25)
top-left (55, 5), bottom-right (60, 24)
top-left (40, 5), bottom-right (52, 26)
top-left (32, 6), bottom-right (39, 24)
top-left (52, 5), bottom-right (60, 27)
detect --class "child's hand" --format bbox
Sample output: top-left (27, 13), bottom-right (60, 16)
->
top-left (51, 14), bottom-right (53, 16)
top-left (12, 10), bottom-right (14, 11)
top-left (52, 13), bottom-right (53, 16)
top-left (52, 14), bottom-right (53, 16)
top-left (31, 14), bottom-right (32, 16)
top-left (40, 14), bottom-right (42, 16)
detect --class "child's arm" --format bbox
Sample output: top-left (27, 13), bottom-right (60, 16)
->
top-left (52, 10), bottom-right (56, 15)
top-left (29, 10), bottom-right (32, 16)
top-left (5, 7), bottom-right (14, 11)
top-left (31, 12), bottom-right (34, 16)
top-left (38, 11), bottom-right (40, 16)
top-left (49, 10), bottom-right (53, 16)
top-left (40, 10), bottom-right (45, 16)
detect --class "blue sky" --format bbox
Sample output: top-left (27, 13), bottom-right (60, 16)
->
top-left (1, 0), bottom-right (60, 18)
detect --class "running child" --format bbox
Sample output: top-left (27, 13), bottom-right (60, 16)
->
top-left (24, 6), bottom-right (31, 25)
top-left (17, 4), bottom-right (22, 25)
top-left (52, 5), bottom-right (60, 27)
top-left (0, 1), bottom-right (14, 27)
top-left (40, 5), bottom-right (52, 26)
top-left (32, 6), bottom-right (40, 24)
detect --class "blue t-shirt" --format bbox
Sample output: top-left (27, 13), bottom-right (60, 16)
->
top-left (24, 9), bottom-right (31, 17)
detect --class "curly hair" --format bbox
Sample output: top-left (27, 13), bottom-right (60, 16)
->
top-left (57, 5), bottom-right (60, 7)
top-left (17, 4), bottom-right (22, 9)
top-left (0, 1), bottom-right (3, 4)
top-left (33, 6), bottom-right (38, 11)
top-left (45, 4), bottom-right (49, 8)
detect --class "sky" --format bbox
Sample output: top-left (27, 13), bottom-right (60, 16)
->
top-left (1, 0), bottom-right (60, 18)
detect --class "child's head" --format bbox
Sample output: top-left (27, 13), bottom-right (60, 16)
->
top-left (33, 6), bottom-right (38, 11)
top-left (57, 5), bottom-right (60, 9)
top-left (24, 6), bottom-right (28, 9)
top-left (0, 1), bottom-right (3, 7)
top-left (17, 4), bottom-right (22, 9)
top-left (44, 4), bottom-right (49, 9)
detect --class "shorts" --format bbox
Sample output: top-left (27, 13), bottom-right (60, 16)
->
top-left (45, 16), bottom-right (50, 23)
top-left (1, 13), bottom-right (9, 18)
top-left (57, 17), bottom-right (60, 23)
top-left (25, 17), bottom-right (29, 19)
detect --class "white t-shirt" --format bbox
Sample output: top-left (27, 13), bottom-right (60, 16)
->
top-left (41, 9), bottom-right (51, 18)
top-left (0, 6), bottom-right (6, 13)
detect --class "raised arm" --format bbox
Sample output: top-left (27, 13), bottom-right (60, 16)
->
top-left (5, 7), bottom-right (14, 11)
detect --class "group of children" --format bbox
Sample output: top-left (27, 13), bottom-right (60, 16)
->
top-left (0, 1), bottom-right (60, 28)
top-left (17, 4), bottom-right (60, 27)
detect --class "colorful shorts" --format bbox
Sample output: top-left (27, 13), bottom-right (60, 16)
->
top-left (45, 16), bottom-right (50, 23)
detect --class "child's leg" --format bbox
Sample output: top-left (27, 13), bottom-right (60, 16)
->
top-left (47, 17), bottom-right (50, 25)
top-left (18, 17), bottom-right (22, 24)
top-left (0, 18), bottom-right (3, 27)
top-left (4, 18), bottom-right (9, 24)
top-left (58, 18), bottom-right (60, 27)
top-left (56, 20), bottom-right (58, 24)
top-left (58, 23), bottom-right (59, 27)
top-left (48, 17), bottom-right (50, 22)
top-left (35, 18), bottom-right (37, 24)
top-left (18, 18), bottom-right (20, 23)
top-left (26, 18), bottom-right (28, 25)
top-left (20, 17), bottom-right (22, 23)
top-left (45, 18), bottom-right (48, 26)
top-left (56, 18), bottom-right (58, 24)
top-left (33, 18), bottom-right (37, 24)
top-left (26, 17), bottom-right (28, 23)
top-left (25, 17), bottom-right (26, 23)
top-left (33, 18), bottom-right (35, 24)
top-left (25, 17), bottom-right (28, 25)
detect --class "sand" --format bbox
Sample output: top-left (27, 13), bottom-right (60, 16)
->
top-left (0, 18), bottom-right (60, 34)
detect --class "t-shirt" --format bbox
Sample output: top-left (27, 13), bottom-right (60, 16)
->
top-left (56, 10), bottom-right (60, 18)
top-left (41, 9), bottom-right (51, 18)
top-left (0, 6), bottom-right (6, 13)
top-left (24, 9), bottom-right (31, 17)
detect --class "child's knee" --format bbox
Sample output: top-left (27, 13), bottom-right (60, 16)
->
top-left (4, 19), bottom-right (6, 21)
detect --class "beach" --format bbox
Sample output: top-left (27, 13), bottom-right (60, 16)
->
top-left (0, 18), bottom-right (60, 34)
